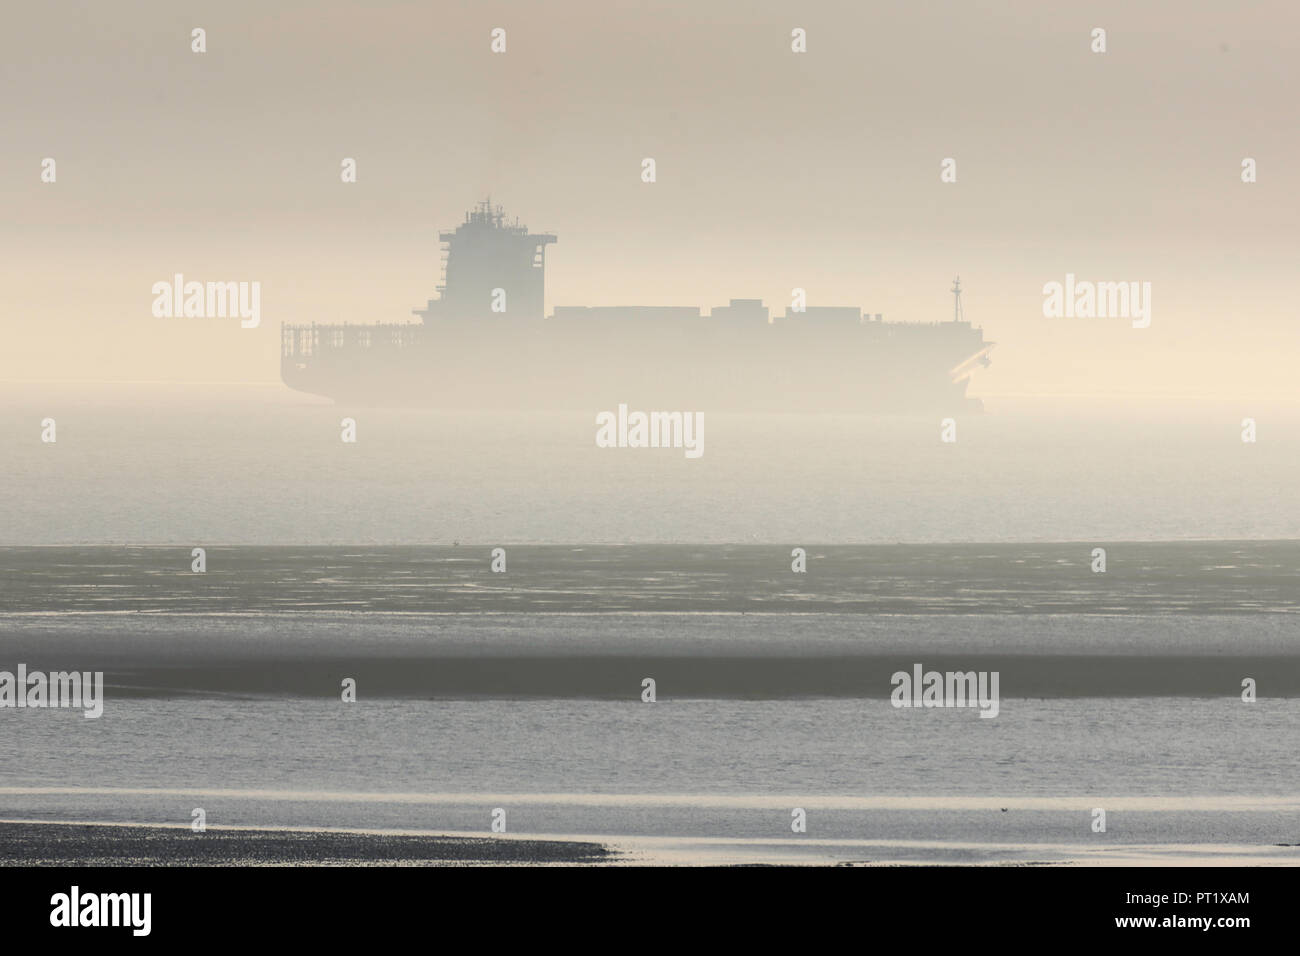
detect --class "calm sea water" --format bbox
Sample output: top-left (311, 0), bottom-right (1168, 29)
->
top-left (3, 697), bottom-right (1299, 864)
top-left (2, 559), bottom-right (1297, 860)
top-left (2, 387), bottom-right (1298, 862)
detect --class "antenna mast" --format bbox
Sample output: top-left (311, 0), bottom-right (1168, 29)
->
top-left (951, 276), bottom-right (964, 323)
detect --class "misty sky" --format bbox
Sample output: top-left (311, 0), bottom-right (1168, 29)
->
top-left (4, 0), bottom-right (1298, 398)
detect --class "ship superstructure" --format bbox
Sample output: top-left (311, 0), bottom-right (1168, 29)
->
top-left (413, 199), bottom-right (556, 323)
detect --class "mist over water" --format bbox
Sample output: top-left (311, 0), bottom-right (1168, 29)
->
top-left (4, 385), bottom-right (1298, 545)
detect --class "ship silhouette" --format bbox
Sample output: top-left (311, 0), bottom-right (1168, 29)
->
top-left (281, 200), bottom-right (994, 412)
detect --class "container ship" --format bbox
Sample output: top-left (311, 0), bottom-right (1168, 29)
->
top-left (281, 201), bottom-right (994, 412)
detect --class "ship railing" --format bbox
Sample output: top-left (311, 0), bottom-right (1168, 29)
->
top-left (281, 322), bottom-right (422, 358)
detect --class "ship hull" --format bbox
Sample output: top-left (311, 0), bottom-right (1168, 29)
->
top-left (281, 318), bottom-right (989, 414)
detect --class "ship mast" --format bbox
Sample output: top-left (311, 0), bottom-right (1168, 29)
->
top-left (951, 276), bottom-right (964, 323)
